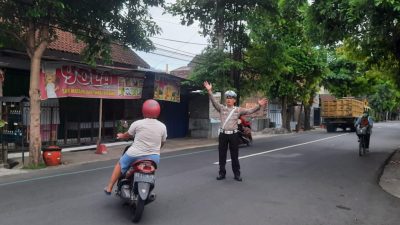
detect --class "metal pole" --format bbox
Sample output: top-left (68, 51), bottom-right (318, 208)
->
top-left (97, 98), bottom-right (103, 146)
top-left (20, 102), bottom-right (24, 165)
top-left (50, 107), bottom-right (54, 145)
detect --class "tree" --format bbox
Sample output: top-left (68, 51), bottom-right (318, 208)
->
top-left (0, 0), bottom-right (163, 166)
top-left (365, 62), bottom-right (400, 121)
top-left (168, 0), bottom-right (278, 102)
top-left (321, 43), bottom-right (400, 121)
top-left (321, 48), bottom-right (369, 98)
top-left (307, 0), bottom-right (400, 83)
top-left (188, 48), bottom-right (240, 94)
top-left (247, 0), bottom-right (326, 131)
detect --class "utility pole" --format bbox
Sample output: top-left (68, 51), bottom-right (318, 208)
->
top-left (215, 0), bottom-right (224, 50)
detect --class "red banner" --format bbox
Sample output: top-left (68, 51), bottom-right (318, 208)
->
top-left (39, 63), bottom-right (144, 100)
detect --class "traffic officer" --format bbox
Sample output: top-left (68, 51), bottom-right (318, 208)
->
top-left (204, 81), bottom-right (267, 181)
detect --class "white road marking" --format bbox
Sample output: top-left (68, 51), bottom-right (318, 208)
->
top-left (213, 133), bottom-right (349, 165)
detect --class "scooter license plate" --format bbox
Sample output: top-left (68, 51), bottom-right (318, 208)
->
top-left (134, 173), bottom-right (155, 183)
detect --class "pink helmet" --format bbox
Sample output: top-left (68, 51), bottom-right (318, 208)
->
top-left (142, 99), bottom-right (160, 118)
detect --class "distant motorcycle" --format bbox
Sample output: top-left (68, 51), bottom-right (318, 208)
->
top-left (238, 116), bottom-right (252, 146)
top-left (116, 146), bottom-right (157, 223)
top-left (356, 126), bottom-right (369, 156)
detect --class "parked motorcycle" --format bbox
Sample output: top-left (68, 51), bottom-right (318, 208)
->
top-left (238, 116), bottom-right (253, 146)
top-left (116, 146), bottom-right (157, 223)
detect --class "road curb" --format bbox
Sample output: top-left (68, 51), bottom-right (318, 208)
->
top-left (379, 149), bottom-right (400, 199)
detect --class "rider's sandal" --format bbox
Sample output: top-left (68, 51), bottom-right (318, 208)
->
top-left (104, 187), bottom-right (112, 196)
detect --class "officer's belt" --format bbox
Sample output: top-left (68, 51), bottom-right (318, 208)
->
top-left (219, 128), bottom-right (238, 134)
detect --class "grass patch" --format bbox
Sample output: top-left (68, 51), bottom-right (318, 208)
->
top-left (23, 163), bottom-right (47, 170)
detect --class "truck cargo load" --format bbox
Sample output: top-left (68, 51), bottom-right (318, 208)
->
top-left (321, 97), bottom-right (368, 132)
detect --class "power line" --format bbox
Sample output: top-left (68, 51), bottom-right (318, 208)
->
top-left (146, 51), bottom-right (194, 62)
top-left (144, 51), bottom-right (205, 66)
top-left (151, 37), bottom-right (208, 45)
top-left (152, 17), bottom-right (200, 29)
top-left (154, 43), bottom-right (200, 56)
top-left (154, 47), bottom-right (196, 58)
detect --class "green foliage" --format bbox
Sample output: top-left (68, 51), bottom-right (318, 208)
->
top-left (307, 0), bottom-right (400, 82)
top-left (307, 0), bottom-right (400, 116)
top-left (167, 0), bottom-right (277, 50)
top-left (247, 0), bottom-right (326, 104)
top-left (321, 44), bottom-right (400, 117)
top-left (23, 162), bottom-right (47, 169)
top-left (0, 119), bottom-right (6, 128)
top-left (369, 81), bottom-right (400, 120)
top-left (188, 48), bottom-right (242, 93)
top-left (168, 0), bottom-right (279, 101)
top-left (322, 49), bottom-right (368, 97)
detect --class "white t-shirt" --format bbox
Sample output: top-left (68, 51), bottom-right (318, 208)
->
top-left (126, 118), bottom-right (167, 157)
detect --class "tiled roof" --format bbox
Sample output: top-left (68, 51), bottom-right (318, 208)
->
top-left (48, 29), bottom-right (150, 68)
top-left (170, 66), bottom-right (192, 79)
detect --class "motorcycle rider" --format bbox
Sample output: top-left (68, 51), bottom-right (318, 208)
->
top-left (238, 116), bottom-right (252, 145)
top-left (354, 111), bottom-right (373, 151)
top-left (239, 116), bottom-right (252, 139)
top-left (204, 81), bottom-right (267, 181)
top-left (104, 99), bottom-right (167, 195)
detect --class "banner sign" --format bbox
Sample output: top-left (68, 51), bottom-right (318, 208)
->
top-left (39, 63), bottom-right (144, 100)
top-left (154, 74), bottom-right (180, 102)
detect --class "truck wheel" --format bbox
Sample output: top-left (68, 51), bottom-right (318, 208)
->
top-left (326, 125), bottom-right (335, 132)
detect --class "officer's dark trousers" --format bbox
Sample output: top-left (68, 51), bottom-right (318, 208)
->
top-left (218, 133), bottom-right (240, 176)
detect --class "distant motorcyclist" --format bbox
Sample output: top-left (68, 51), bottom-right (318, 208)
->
top-left (354, 111), bottom-right (373, 151)
top-left (238, 115), bottom-right (252, 142)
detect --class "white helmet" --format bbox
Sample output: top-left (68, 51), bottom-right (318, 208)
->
top-left (224, 90), bottom-right (237, 98)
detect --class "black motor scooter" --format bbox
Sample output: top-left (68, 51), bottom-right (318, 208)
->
top-left (116, 146), bottom-right (157, 223)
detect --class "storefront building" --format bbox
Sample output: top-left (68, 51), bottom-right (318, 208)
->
top-left (0, 30), bottom-right (189, 151)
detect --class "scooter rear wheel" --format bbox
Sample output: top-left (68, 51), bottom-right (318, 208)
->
top-left (131, 197), bottom-right (145, 223)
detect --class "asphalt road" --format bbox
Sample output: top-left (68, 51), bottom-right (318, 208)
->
top-left (1, 122), bottom-right (400, 225)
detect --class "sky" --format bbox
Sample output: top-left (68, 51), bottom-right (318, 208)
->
top-left (138, 0), bottom-right (314, 72)
top-left (136, 1), bottom-right (209, 72)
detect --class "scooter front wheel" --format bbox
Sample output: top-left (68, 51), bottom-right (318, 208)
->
top-left (358, 136), bottom-right (366, 157)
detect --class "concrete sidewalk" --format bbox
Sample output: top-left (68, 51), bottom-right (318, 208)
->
top-left (0, 136), bottom-right (221, 177)
top-left (379, 149), bottom-right (400, 198)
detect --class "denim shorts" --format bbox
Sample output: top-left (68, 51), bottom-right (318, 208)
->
top-left (119, 154), bottom-right (160, 174)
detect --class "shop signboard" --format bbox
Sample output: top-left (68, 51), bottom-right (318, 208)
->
top-left (39, 63), bottom-right (144, 100)
top-left (154, 74), bottom-right (180, 102)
